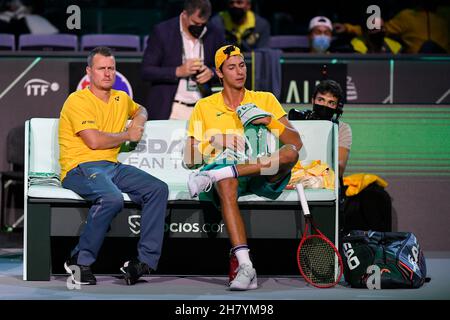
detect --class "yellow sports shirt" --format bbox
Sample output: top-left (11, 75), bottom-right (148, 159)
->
top-left (59, 88), bottom-right (139, 181)
top-left (187, 89), bottom-right (286, 159)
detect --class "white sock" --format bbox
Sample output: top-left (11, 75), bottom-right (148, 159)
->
top-left (234, 247), bottom-right (253, 268)
top-left (207, 165), bottom-right (238, 182)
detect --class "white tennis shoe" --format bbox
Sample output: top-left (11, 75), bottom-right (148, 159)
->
top-left (187, 172), bottom-right (214, 198)
top-left (229, 263), bottom-right (258, 290)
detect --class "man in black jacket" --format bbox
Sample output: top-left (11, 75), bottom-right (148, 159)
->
top-left (141, 0), bottom-right (225, 120)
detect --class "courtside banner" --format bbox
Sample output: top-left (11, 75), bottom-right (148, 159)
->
top-left (69, 61), bottom-right (149, 106)
top-left (0, 59), bottom-right (67, 172)
top-left (280, 63), bottom-right (347, 105)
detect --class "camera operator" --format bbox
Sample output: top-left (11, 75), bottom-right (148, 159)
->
top-left (289, 79), bottom-right (352, 178)
top-left (290, 80), bottom-right (395, 234)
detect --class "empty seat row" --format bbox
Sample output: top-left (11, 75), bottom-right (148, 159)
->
top-left (0, 33), bottom-right (146, 52)
top-left (268, 35), bottom-right (310, 52)
top-left (0, 33), bottom-right (309, 52)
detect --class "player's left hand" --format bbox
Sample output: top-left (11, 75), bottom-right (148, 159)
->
top-left (250, 116), bottom-right (271, 125)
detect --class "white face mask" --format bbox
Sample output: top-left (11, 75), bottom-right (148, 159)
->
top-left (312, 35), bottom-right (331, 53)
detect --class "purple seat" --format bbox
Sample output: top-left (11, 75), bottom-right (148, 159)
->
top-left (18, 34), bottom-right (78, 51)
top-left (0, 34), bottom-right (15, 51)
top-left (269, 35), bottom-right (309, 52)
top-left (81, 34), bottom-right (141, 52)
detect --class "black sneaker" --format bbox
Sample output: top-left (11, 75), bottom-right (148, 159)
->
top-left (120, 259), bottom-right (151, 285)
top-left (64, 255), bottom-right (97, 285)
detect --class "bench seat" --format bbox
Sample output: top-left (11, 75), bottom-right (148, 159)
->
top-left (23, 118), bottom-right (339, 280)
top-left (28, 185), bottom-right (336, 202)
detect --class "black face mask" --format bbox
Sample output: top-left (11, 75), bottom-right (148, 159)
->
top-left (188, 24), bottom-right (206, 39)
top-left (312, 103), bottom-right (336, 121)
top-left (368, 31), bottom-right (385, 48)
top-left (229, 7), bottom-right (246, 23)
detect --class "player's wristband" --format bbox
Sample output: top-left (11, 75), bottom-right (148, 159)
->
top-left (267, 118), bottom-right (286, 137)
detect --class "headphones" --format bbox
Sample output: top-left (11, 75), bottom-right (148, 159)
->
top-left (335, 98), bottom-right (344, 121)
top-left (320, 65), bottom-right (344, 119)
top-left (313, 66), bottom-right (345, 122)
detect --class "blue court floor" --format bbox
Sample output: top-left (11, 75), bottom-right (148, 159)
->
top-left (1, 249), bottom-right (450, 300)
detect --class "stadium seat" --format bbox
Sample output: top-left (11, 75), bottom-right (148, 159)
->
top-left (269, 35), bottom-right (309, 52)
top-left (18, 34), bottom-right (78, 51)
top-left (81, 34), bottom-right (141, 52)
top-left (0, 33), bottom-right (15, 51)
top-left (142, 35), bottom-right (149, 52)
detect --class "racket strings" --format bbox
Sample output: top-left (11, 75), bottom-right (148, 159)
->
top-left (298, 236), bottom-right (338, 286)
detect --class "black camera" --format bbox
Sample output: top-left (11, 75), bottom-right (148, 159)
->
top-left (288, 106), bottom-right (343, 123)
top-left (288, 108), bottom-right (316, 120)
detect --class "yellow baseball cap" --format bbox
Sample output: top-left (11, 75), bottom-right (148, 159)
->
top-left (215, 45), bottom-right (244, 70)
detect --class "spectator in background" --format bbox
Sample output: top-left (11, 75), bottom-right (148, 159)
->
top-left (211, 0), bottom-right (270, 52)
top-left (0, 0), bottom-right (58, 36)
top-left (350, 17), bottom-right (402, 54)
top-left (308, 16), bottom-right (334, 54)
top-left (141, 0), bottom-right (224, 120)
top-left (334, 0), bottom-right (449, 54)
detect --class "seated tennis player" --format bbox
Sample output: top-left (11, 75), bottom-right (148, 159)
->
top-left (59, 46), bottom-right (168, 286)
top-left (183, 45), bottom-right (302, 290)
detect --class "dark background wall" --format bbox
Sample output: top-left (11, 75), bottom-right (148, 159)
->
top-left (17, 0), bottom-right (450, 37)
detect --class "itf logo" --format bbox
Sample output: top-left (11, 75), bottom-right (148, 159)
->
top-left (77, 72), bottom-right (133, 98)
top-left (24, 79), bottom-right (60, 96)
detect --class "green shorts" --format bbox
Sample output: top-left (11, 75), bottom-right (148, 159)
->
top-left (199, 162), bottom-right (291, 207)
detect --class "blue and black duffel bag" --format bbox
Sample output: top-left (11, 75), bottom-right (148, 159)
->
top-left (341, 230), bottom-right (428, 289)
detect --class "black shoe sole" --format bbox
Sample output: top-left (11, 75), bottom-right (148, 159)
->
top-left (120, 267), bottom-right (137, 285)
top-left (64, 262), bottom-right (97, 285)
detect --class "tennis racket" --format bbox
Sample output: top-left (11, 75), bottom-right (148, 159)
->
top-left (295, 183), bottom-right (343, 288)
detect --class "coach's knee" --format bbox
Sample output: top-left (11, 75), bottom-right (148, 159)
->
top-left (100, 193), bottom-right (124, 213)
top-left (145, 179), bottom-right (169, 200)
top-left (156, 180), bottom-right (169, 199)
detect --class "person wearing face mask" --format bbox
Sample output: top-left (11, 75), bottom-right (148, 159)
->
top-left (141, 0), bottom-right (225, 120)
top-left (312, 80), bottom-right (351, 178)
top-left (211, 0), bottom-right (270, 52)
top-left (308, 16), bottom-right (334, 54)
top-left (289, 80), bottom-right (351, 177)
top-left (350, 17), bottom-right (402, 54)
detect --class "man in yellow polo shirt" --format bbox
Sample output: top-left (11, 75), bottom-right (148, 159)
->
top-left (183, 45), bottom-right (302, 290)
top-left (59, 46), bottom-right (168, 286)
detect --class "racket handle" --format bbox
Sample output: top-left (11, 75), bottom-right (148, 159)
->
top-left (296, 183), bottom-right (311, 217)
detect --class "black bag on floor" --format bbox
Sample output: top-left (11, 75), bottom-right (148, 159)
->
top-left (343, 182), bottom-right (392, 233)
top-left (341, 230), bottom-right (427, 289)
